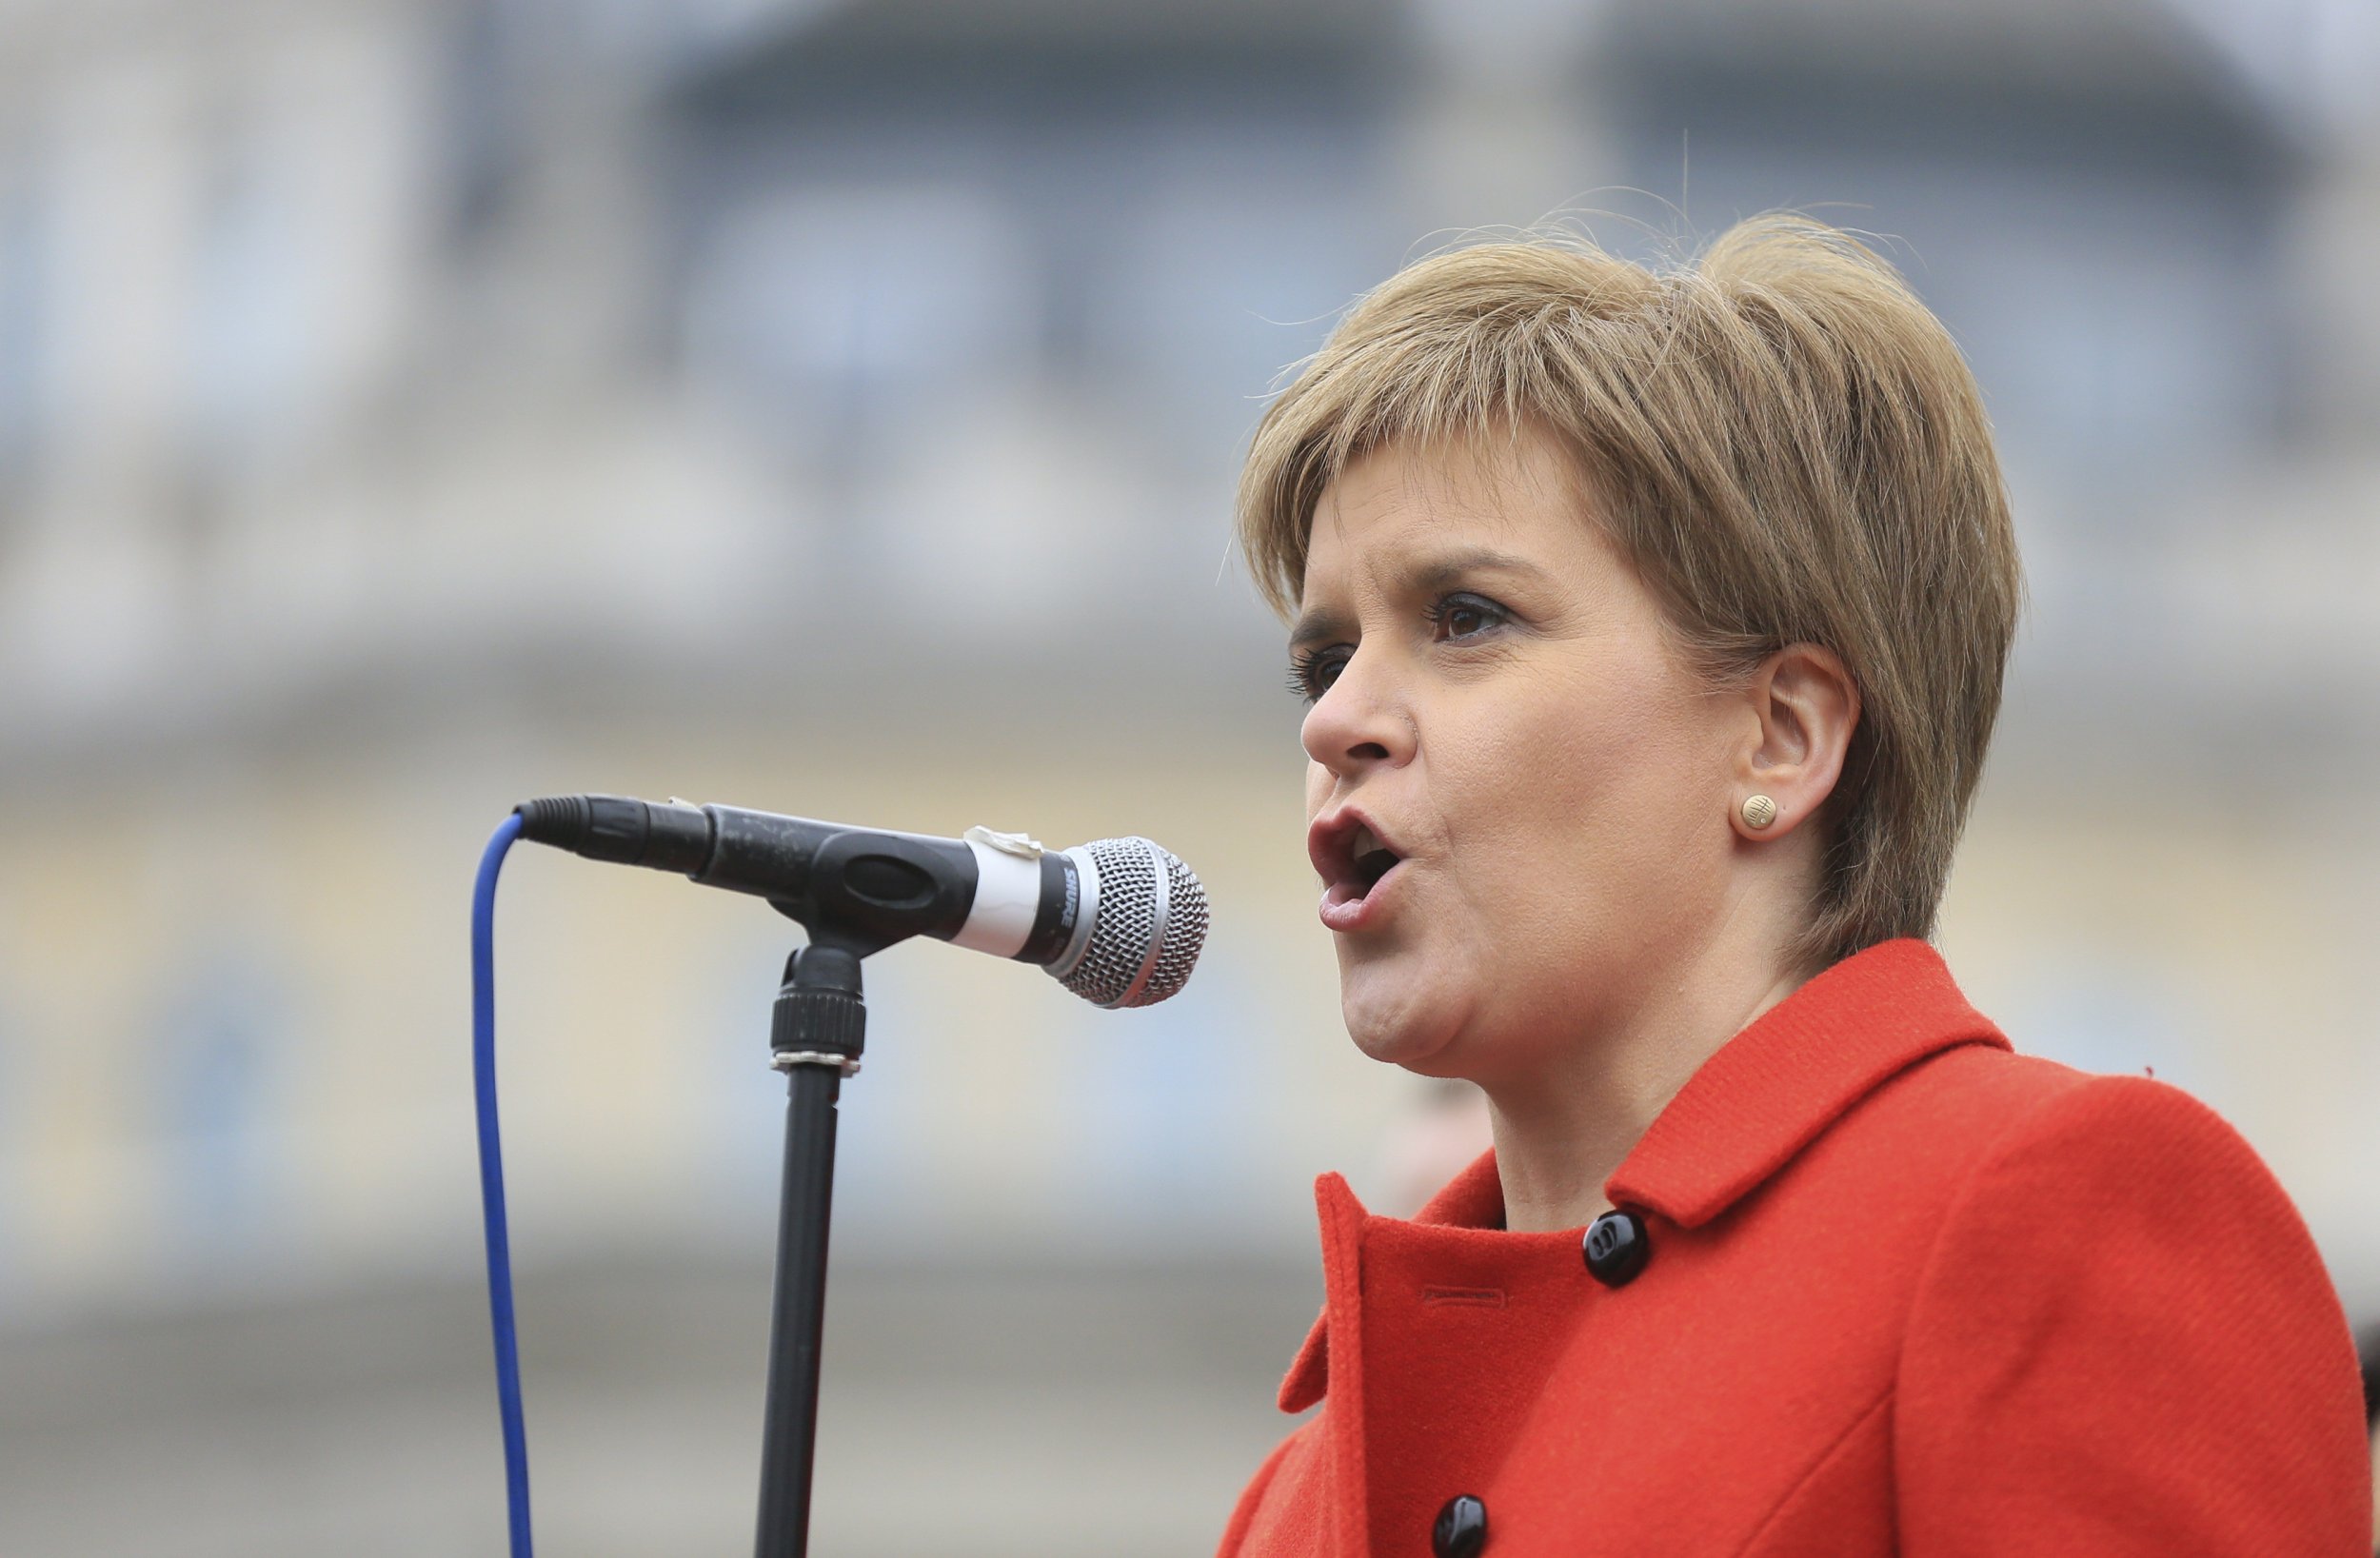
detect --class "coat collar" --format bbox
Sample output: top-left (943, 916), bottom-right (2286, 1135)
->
top-left (1606, 937), bottom-right (2009, 1228)
top-left (1278, 938), bottom-right (2007, 1413)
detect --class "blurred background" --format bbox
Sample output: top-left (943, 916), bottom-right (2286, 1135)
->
top-left (0, 0), bottom-right (2375, 1552)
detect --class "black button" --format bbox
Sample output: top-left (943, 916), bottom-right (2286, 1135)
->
top-left (1582, 1209), bottom-right (1650, 1287)
top-left (1432, 1493), bottom-right (1488, 1558)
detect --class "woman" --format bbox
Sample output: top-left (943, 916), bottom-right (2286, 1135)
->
top-left (1217, 219), bottom-right (2371, 1556)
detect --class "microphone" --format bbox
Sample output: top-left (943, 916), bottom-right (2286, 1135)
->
top-left (512, 794), bottom-right (1206, 1008)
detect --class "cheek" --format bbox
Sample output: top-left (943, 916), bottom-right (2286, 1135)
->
top-left (1440, 669), bottom-right (1723, 895)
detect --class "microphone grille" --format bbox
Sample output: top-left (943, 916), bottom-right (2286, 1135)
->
top-left (1056, 838), bottom-right (1208, 1009)
top-left (1144, 847), bottom-right (1208, 1005)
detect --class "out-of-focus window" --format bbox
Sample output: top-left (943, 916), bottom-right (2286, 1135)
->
top-left (678, 181), bottom-right (1039, 443)
top-left (182, 117), bottom-right (316, 483)
top-left (156, 949), bottom-right (285, 1266)
top-left (1083, 151), bottom-right (1385, 457)
top-left (1945, 206), bottom-right (2282, 476)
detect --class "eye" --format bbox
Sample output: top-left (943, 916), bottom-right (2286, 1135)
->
top-left (1423, 591), bottom-right (1511, 641)
top-left (1286, 644), bottom-right (1350, 704)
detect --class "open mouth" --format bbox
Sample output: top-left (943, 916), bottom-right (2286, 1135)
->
top-left (1312, 813), bottom-right (1406, 916)
top-left (1349, 825), bottom-right (1399, 892)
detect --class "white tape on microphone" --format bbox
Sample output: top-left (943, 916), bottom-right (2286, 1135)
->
top-left (952, 826), bottom-right (1044, 957)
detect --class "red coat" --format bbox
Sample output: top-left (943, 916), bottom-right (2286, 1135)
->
top-left (1218, 940), bottom-right (2371, 1556)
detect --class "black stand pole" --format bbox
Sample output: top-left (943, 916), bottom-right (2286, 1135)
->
top-left (753, 942), bottom-right (867, 1558)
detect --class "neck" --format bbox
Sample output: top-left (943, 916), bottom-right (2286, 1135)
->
top-left (1484, 919), bottom-right (1807, 1233)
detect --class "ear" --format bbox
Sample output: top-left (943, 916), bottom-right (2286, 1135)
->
top-left (1730, 643), bottom-right (1860, 841)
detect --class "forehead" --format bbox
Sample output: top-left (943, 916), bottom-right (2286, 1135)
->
top-left (1299, 431), bottom-right (1599, 596)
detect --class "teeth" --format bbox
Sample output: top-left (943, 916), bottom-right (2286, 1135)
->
top-left (1349, 823), bottom-right (1379, 859)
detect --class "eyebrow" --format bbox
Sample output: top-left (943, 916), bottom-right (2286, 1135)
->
top-left (1288, 545), bottom-right (1552, 650)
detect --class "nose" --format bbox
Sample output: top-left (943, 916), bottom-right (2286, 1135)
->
top-left (1299, 651), bottom-right (1413, 779)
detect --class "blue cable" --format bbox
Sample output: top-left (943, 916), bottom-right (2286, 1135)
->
top-left (472, 812), bottom-right (533, 1558)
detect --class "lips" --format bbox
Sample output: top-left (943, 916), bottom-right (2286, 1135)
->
top-left (1308, 808), bottom-right (1406, 932)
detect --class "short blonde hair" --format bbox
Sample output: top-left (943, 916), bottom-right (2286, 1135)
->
top-left (1238, 216), bottom-right (2021, 970)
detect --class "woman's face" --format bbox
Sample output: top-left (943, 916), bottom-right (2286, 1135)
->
top-left (1294, 430), bottom-right (1749, 1084)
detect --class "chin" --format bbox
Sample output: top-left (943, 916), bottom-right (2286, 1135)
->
top-left (1338, 961), bottom-right (1470, 1073)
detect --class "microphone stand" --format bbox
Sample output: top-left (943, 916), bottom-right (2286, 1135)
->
top-left (752, 939), bottom-right (867, 1558)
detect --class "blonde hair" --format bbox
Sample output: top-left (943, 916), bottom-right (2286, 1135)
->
top-left (1238, 216), bottom-right (2021, 970)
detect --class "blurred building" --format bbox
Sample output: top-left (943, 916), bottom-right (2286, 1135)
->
top-left (0, 1), bottom-right (2374, 1552)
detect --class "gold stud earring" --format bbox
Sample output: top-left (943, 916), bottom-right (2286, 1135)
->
top-left (1740, 795), bottom-right (1778, 831)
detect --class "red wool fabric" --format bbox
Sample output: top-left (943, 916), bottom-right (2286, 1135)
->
top-left (1216, 939), bottom-right (2372, 1556)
